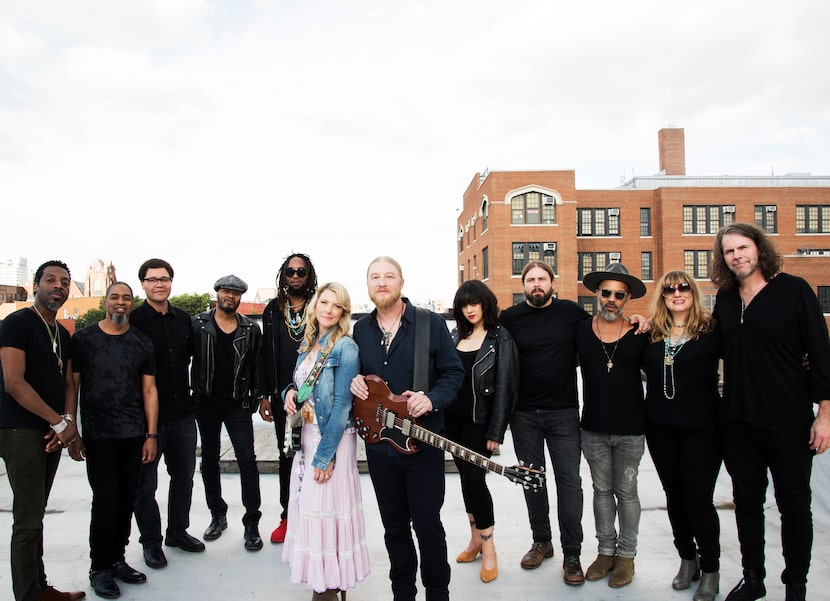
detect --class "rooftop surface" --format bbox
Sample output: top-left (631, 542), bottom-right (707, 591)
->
top-left (2, 422), bottom-right (829, 601)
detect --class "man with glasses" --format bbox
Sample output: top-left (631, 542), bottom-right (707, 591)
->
top-left (576, 263), bottom-right (648, 589)
top-left (257, 253), bottom-right (317, 544)
top-left (131, 259), bottom-right (205, 570)
top-left (711, 223), bottom-right (830, 601)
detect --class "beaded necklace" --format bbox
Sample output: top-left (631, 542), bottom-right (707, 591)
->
top-left (284, 302), bottom-right (307, 342)
top-left (662, 333), bottom-right (689, 400)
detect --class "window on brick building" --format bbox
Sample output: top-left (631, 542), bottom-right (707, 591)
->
top-left (579, 296), bottom-right (599, 315)
top-left (482, 246), bottom-right (489, 279)
top-left (796, 205), bottom-right (830, 233)
top-left (684, 250), bottom-right (713, 279)
top-left (577, 208), bottom-right (620, 236)
top-left (481, 199), bottom-right (489, 232)
top-left (458, 227), bottom-right (464, 253)
top-left (818, 287), bottom-right (830, 313)
top-left (754, 204), bottom-right (778, 234)
top-left (511, 192), bottom-right (556, 224)
top-left (683, 205), bottom-right (735, 234)
top-left (641, 251), bottom-right (653, 280)
top-left (512, 293), bottom-right (525, 306)
top-left (577, 251), bottom-right (621, 280)
top-left (640, 208), bottom-right (651, 236)
top-left (513, 242), bottom-right (557, 275)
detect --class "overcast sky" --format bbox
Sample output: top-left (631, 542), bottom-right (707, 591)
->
top-left (2, 0), bottom-right (829, 309)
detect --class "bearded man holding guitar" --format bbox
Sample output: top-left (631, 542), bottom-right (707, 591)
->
top-left (350, 256), bottom-right (464, 601)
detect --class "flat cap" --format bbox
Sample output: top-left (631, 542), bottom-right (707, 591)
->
top-left (214, 274), bottom-right (248, 293)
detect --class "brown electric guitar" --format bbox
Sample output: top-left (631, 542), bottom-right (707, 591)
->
top-left (353, 375), bottom-right (545, 491)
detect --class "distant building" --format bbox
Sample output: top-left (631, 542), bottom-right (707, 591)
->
top-left (0, 257), bottom-right (28, 286)
top-left (457, 127), bottom-right (830, 322)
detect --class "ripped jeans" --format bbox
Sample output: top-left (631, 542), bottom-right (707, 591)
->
top-left (581, 431), bottom-right (645, 559)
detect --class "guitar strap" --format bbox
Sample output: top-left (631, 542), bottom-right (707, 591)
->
top-left (413, 307), bottom-right (430, 393)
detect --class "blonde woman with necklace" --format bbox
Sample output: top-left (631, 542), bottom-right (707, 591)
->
top-left (281, 283), bottom-right (370, 601)
top-left (643, 271), bottom-right (721, 601)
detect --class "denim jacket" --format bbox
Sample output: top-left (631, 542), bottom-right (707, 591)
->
top-left (286, 333), bottom-right (360, 471)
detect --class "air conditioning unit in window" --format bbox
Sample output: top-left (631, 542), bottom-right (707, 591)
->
top-left (723, 205), bottom-right (736, 213)
top-left (766, 205), bottom-right (777, 212)
top-left (608, 208), bottom-right (620, 216)
top-left (543, 196), bottom-right (555, 206)
top-left (609, 252), bottom-right (621, 261)
top-left (543, 243), bottom-right (557, 252)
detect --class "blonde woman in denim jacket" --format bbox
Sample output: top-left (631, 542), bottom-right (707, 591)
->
top-left (281, 283), bottom-right (370, 601)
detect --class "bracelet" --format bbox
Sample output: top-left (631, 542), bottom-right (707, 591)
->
top-left (51, 418), bottom-right (68, 434)
top-left (62, 413), bottom-right (75, 423)
top-left (146, 433), bottom-right (158, 439)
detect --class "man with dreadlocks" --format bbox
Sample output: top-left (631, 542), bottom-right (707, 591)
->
top-left (258, 253), bottom-right (318, 544)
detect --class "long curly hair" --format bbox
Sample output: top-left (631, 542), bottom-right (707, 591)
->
top-left (648, 270), bottom-right (714, 343)
top-left (300, 282), bottom-right (352, 354)
top-left (274, 253), bottom-right (317, 311)
top-left (710, 222), bottom-right (782, 292)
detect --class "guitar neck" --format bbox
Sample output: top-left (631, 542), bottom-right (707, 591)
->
top-left (410, 423), bottom-right (505, 476)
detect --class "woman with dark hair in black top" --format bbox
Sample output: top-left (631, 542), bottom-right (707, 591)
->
top-left (447, 280), bottom-right (518, 584)
top-left (643, 270), bottom-right (721, 601)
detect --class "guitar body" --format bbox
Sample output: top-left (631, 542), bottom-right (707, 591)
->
top-left (354, 375), bottom-right (419, 454)
top-left (353, 374), bottom-right (546, 491)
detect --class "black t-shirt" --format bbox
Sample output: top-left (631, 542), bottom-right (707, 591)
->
top-left (207, 324), bottom-right (237, 400)
top-left (500, 300), bottom-right (589, 411)
top-left (0, 308), bottom-right (72, 430)
top-left (72, 323), bottom-right (155, 439)
top-left (575, 319), bottom-right (647, 435)
top-left (447, 349), bottom-right (477, 417)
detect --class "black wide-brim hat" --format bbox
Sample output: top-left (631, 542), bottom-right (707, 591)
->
top-left (582, 262), bottom-right (647, 299)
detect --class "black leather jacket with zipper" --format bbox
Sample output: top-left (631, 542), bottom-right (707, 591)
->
top-left (451, 325), bottom-right (519, 443)
top-left (191, 309), bottom-right (262, 409)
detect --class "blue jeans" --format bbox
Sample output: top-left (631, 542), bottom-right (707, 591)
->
top-left (0, 428), bottom-right (61, 601)
top-left (134, 415), bottom-right (198, 547)
top-left (581, 431), bottom-right (645, 558)
top-left (196, 401), bottom-right (261, 526)
top-left (509, 407), bottom-right (583, 555)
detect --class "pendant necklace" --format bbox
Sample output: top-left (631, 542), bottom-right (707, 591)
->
top-left (284, 301), bottom-right (307, 342)
top-left (663, 334), bottom-right (689, 400)
top-left (595, 317), bottom-right (624, 373)
top-left (378, 304), bottom-right (405, 353)
top-left (31, 304), bottom-right (63, 372)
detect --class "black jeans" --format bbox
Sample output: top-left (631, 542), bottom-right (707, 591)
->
top-left (85, 437), bottom-right (144, 571)
top-left (270, 394), bottom-right (293, 521)
top-left (443, 411), bottom-right (494, 529)
top-left (509, 407), bottom-right (583, 555)
top-left (196, 400), bottom-right (261, 526)
top-left (367, 446), bottom-right (449, 601)
top-left (646, 422), bottom-right (722, 572)
top-left (721, 420), bottom-right (814, 584)
top-left (0, 427), bottom-right (61, 601)
top-left (134, 415), bottom-right (198, 547)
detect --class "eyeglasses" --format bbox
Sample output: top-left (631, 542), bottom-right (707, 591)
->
top-left (662, 283), bottom-right (692, 296)
top-left (285, 267), bottom-right (308, 278)
top-left (143, 277), bottom-right (173, 285)
top-left (599, 289), bottom-right (627, 300)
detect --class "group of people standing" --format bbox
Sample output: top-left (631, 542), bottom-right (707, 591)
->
top-left (1, 222), bottom-right (829, 601)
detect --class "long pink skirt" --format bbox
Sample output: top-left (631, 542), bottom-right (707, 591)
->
top-left (282, 424), bottom-right (371, 593)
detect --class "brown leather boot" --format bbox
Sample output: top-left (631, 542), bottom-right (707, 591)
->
top-left (608, 557), bottom-right (635, 588)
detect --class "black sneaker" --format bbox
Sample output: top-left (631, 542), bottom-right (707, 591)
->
top-left (725, 570), bottom-right (766, 601)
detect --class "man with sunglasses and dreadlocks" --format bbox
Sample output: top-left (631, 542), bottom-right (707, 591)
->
top-left (258, 253), bottom-right (318, 544)
top-left (575, 263), bottom-right (649, 590)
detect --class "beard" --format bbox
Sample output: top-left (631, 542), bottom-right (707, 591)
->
top-left (371, 290), bottom-right (401, 311)
top-left (284, 282), bottom-right (309, 298)
top-left (599, 307), bottom-right (623, 321)
top-left (218, 300), bottom-right (239, 314)
top-left (111, 313), bottom-right (128, 325)
top-left (525, 289), bottom-right (553, 308)
top-left (43, 299), bottom-right (64, 312)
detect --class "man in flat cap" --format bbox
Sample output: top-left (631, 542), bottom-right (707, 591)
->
top-left (576, 263), bottom-right (648, 588)
top-left (191, 275), bottom-right (264, 551)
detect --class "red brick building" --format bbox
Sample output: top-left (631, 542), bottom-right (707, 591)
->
top-left (457, 128), bottom-right (830, 322)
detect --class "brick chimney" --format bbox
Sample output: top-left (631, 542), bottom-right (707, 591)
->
top-left (658, 127), bottom-right (686, 175)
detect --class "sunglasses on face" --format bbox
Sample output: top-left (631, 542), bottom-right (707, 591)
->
top-left (662, 283), bottom-right (693, 296)
top-left (599, 289), bottom-right (627, 300)
top-left (285, 267), bottom-right (307, 278)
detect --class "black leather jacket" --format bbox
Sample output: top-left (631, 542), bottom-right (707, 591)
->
top-left (191, 309), bottom-right (262, 409)
top-left (452, 325), bottom-right (519, 443)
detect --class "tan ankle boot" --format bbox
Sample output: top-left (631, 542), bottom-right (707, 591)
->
top-left (608, 557), bottom-right (635, 588)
